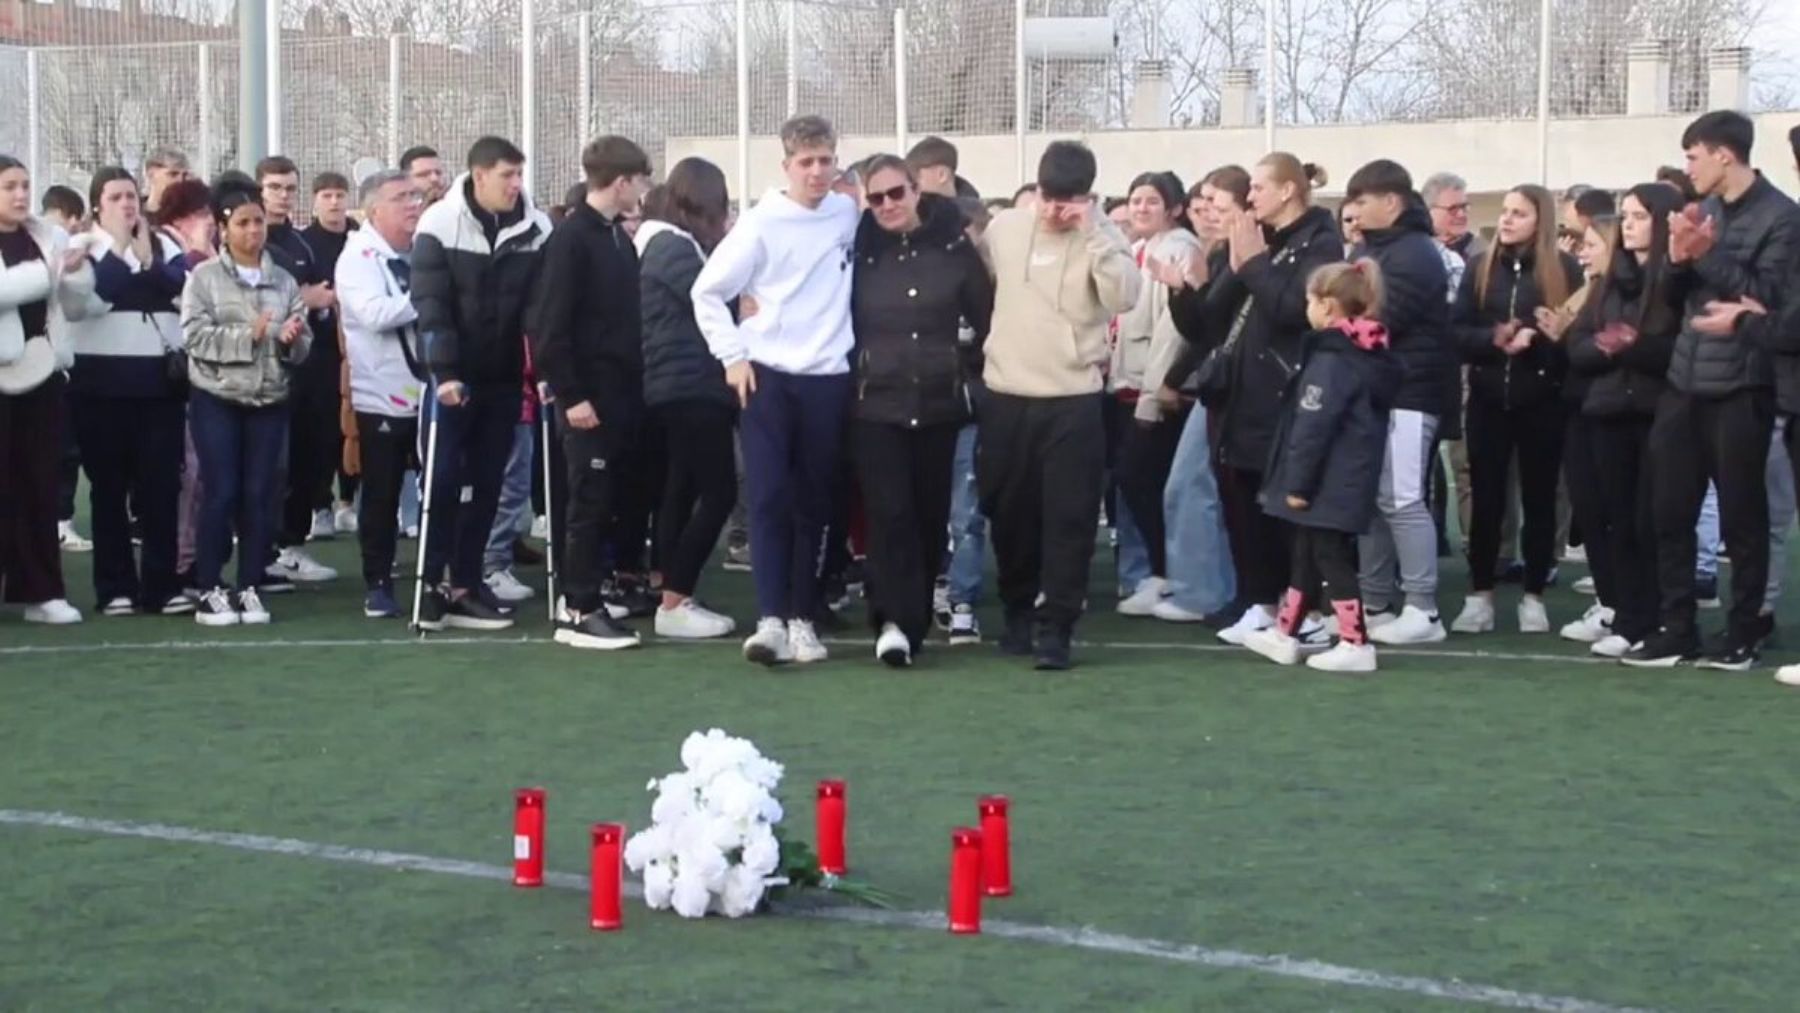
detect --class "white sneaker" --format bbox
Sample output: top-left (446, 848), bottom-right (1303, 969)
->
top-left (1369, 604), bottom-right (1448, 646)
top-left (1217, 604), bottom-right (1275, 645)
top-left (1775, 663), bottom-right (1800, 687)
top-left (1573, 575), bottom-right (1597, 596)
top-left (236, 588), bottom-right (271, 624)
top-left (1151, 598), bottom-right (1208, 623)
top-left (1561, 544), bottom-right (1587, 564)
top-left (1307, 641), bottom-right (1378, 673)
top-left (1590, 634), bottom-right (1633, 658)
top-left (273, 547), bottom-right (338, 583)
top-left (744, 617), bottom-right (793, 666)
top-left (58, 520), bottom-right (93, 553)
top-left (1296, 614), bottom-right (1333, 653)
top-left (101, 596), bottom-right (136, 617)
top-left (655, 599), bottom-right (736, 640)
top-left (1243, 627), bottom-right (1301, 665)
top-left (1517, 596), bottom-right (1550, 634)
top-left (1365, 607), bottom-right (1400, 632)
top-left (334, 504), bottom-right (359, 534)
top-left (876, 623), bottom-right (912, 667)
top-left (788, 619), bottom-right (828, 664)
top-left (484, 568), bottom-right (537, 603)
top-left (1558, 602), bottom-right (1613, 643)
top-left (309, 509), bottom-right (336, 540)
top-left (23, 599), bottom-right (82, 624)
top-left (1116, 576), bottom-right (1168, 617)
top-left (1450, 596), bottom-right (1495, 634)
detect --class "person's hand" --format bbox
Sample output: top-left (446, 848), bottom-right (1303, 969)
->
top-left (1155, 385), bottom-right (1181, 412)
top-left (1557, 232), bottom-right (1581, 257)
top-left (564, 400), bottom-right (600, 430)
top-left (1668, 206), bottom-right (1716, 264)
top-left (251, 309), bottom-right (273, 342)
top-left (436, 381), bottom-right (466, 406)
top-left (1148, 255), bottom-right (1189, 290)
top-left (60, 248), bottom-right (86, 274)
top-left (1534, 305), bottom-right (1574, 341)
top-left (1228, 210), bottom-right (1266, 271)
top-left (277, 315), bottom-right (304, 346)
top-left (129, 219), bottom-right (153, 266)
top-left (1504, 327), bottom-right (1538, 355)
top-left (739, 295), bottom-right (759, 320)
top-left (725, 360), bottom-right (756, 408)
top-left (1692, 298), bottom-right (1765, 337)
top-left (1285, 494), bottom-right (1309, 510)
top-left (300, 283), bottom-right (336, 311)
top-left (1490, 320), bottom-right (1520, 351)
top-left (1594, 321), bottom-right (1638, 355)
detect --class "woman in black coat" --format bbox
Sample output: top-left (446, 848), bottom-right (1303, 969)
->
top-left (1448, 184), bottom-right (1584, 636)
top-left (851, 155), bottom-right (995, 667)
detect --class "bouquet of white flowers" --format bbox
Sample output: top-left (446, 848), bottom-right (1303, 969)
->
top-left (622, 729), bottom-right (896, 918)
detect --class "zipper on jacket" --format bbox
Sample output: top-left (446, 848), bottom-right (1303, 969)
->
top-left (1504, 258), bottom-right (1520, 411)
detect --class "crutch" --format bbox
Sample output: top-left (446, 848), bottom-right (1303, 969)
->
top-left (410, 397), bottom-right (442, 635)
top-left (540, 404), bottom-right (558, 623)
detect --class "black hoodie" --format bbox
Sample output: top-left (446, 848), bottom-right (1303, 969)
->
top-left (1353, 194), bottom-right (1452, 417)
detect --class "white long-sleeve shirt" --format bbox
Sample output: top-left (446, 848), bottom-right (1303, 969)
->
top-left (338, 226), bottom-right (424, 417)
top-left (690, 188), bottom-right (857, 377)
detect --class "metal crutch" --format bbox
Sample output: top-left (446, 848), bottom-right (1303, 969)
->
top-left (410, 398), bottom-right (442, 635)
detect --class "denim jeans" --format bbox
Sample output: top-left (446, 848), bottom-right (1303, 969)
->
top-left (190, 389), bottom-right (289, 592)
top-left (484, 421), bottom-right (534, 574)
top-left (1162, 405), bottom-right (1235, 615)
top-left (1696, 483), bottom-right (1720, 581)
top-left (1113, 496), bottom-right (1151, 595)
top-left (1765, 416), bottom-right (1794, 610)
top-left (945, 423), bottom-right (987, 607)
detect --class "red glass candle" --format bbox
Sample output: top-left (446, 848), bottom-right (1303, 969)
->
top-left (816, 779), bottom-right (847, 875)
top-left (978, 795), bottom-right (1012, 897)
top-left (512, 788), bottom-right (545, 887)
top-left (948, 826), bottom-right (983, 934)
top-left (590, 822), bottom-right (624, 931)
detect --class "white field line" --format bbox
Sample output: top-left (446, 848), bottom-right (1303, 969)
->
top-left (0, 809), bottom-right (1648, 1013)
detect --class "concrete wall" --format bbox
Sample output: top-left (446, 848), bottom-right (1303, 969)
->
top-left (665, 111), bottom-right (1800, 204)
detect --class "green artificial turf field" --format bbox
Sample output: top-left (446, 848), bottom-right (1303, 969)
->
top-left (4, 522), bottom-right (1799, 1012)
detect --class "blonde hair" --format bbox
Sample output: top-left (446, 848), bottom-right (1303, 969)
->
top-left (1308, 258), bottom-right (1384, 319)
top-left (1257, 153), bottom-right (1329, 205)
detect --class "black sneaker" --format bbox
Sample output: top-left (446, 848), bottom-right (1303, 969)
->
top-left (415, 588), bottom-right (450, 632)
top-left (998, 610), bottom-right (1033, 657)
top-left (554, 609), bottom-right (640, 650)
top-left (1620, 630), bottom-right (1701, 668)
top-left (258, 575), bottom-right (296, 596)
top-left (446, 592), bottom-right (515, 631)
top-left (1033, 621), bottom-right (1073, 671)
top-left (1698, 634), bottom-right (1760, 672)
top-left (603, 576), bottom-right (658, 619)
top-left (474, 582), bottom-right (517, 616)
top-left (1695, 577), bottom-right (1720, 610)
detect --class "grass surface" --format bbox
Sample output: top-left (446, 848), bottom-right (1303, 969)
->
top-left (4, 529), bottom-right (1800, 1011)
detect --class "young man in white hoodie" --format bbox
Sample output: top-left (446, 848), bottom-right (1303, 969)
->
top-left (691, 114), bottom-right (857, 666)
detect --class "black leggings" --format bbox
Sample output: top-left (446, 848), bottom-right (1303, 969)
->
top-left (1466, 398), bottom-right (1565, 593)
top-left (1221, 464), bottom-right (1289, 605)
top-left (1119, 404), bottom-right (1191, 577)
top-left (654, 401), bottom-right (738, 598)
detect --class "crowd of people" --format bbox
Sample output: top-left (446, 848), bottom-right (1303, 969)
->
top-left (1, 109), bottom-right (1798, 679)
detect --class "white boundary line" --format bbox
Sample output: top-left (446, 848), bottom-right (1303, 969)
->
top-left (0, 809), bottom-right (1648, 1012)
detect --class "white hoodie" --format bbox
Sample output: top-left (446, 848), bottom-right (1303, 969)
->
top-left (690, 187), bottom-right (856, 377)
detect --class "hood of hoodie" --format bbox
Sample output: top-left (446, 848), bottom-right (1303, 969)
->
top-left (1359, 193), bottom-right (1434, 247)
top-left (634, 218), bottom-right (702, 260)
top-left (418, 172), bottom-right (551, 255)
top-left (855, 192), bottom-right (964, 254)
top-left (756, 187), bottom-right (857, 224)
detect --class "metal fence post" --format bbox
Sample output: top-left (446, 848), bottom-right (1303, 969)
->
top-left (197, 43), bottom-right (212, 179)
top-left (894, 7), bottom-right (907, 155)
top-left (1013, 0), bottom-right (1025, 185)
top-left (267, 0), bottom-right (283, 155)
top-left (736, 0), bottom-right (750, 207)
top-left (25, 48), bottom-right (40, 203)
top-left (578, 11), bottom-right (593, 142)
top-left (522, 0), bottom-right (537, 175)
top-left (388, 34), bottom-right (402, 167)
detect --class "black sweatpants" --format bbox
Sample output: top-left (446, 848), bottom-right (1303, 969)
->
top-left (0, 376), bottom-right (68, 604)
top-left (1561, 413), bottom-right (1616, 608)
top-left (1466, 397), bottom-right (1565, 594)
top-left (1587, 414), bottom-right (1656, 643)
top-left (655, 401), bottom-right (737, 599)
top-left (1220, 464), bottom-right (1289, 606)
top-left (72, 393), bottom-right (185, 609)
top-left (354, 411), bottom-right (419, 589)
top-left (1278, 524), bottom-right (1366, 644)
top-left (1119, 404), bottom-right (1191, 578)
top-left (1649, 388), bottom-right (1773, 642)
top-left (611, 414), bottom-right (662, 576)
top-left (977, 391), bottom-right (1104, 629)
top-left (280, 370), bottom-right (342, 546)
top-left (561, 418), bottom-right (631, 614)
top-left (854, 418), bottom-right (958, 649)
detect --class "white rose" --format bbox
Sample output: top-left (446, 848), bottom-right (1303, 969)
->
top-left (642, 859), bottom-right (674, 909)
top-left (623, 824), bottom-right (673, 871)
top-left (742, 756), bottom-right (785, 790)
top-left (670, 865), bottom-right (711, 919)
top-left (741, 823), bottom-right (780, 877)
top-left (680, 844), bottom-right (730, 893)
top-left (707, 770), bottom-right (764, 823)
top-left (718, 863), bottom-right (766, 918)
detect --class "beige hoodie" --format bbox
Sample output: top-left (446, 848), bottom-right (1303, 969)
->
top-left (1110, 228), bottom-right (1204, 422)
top-left (980, 206), bottom-right (1140, 399)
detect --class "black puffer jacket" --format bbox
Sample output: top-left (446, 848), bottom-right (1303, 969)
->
top-left (1259, 325), bottom-right (1403, 535)
top-left (1737, 224), bottom-right (1800, 414)
top-left (1566, 257), bottom-right (1683, 419)
top-left (850, 194), bottom-right (995, 428)
top-left (1452, 246), bottom-right (1583, 410)
top-left (639, 223), bottom-right (732, 410)
top-left (1217, 205), bottom-right (1344, 471)
top-left (1353, 196), bottom-right (1451, 418)
top-left (1666, 173), bottom-right (1799, 399)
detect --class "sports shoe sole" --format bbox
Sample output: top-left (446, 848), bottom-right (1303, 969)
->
top-left (195, 612), bottom-right (240, 627)
top-left (160, 601), bottom-right (197, 616)
top-left (240, 613), bottom-right (271, 626)
top-left (445, 615), bottom-right (515, 631)
top-left (1619, 655), bottom-right (1688, 669)
top-left (1696, 657), bottom-right (1757, 673)
top-left (1369, 626), bottom-right (1448, 646)
top-left (553, 628), bottom-right (640, 650)
top-left (1244, 639), bottom-right (1300, 666)
top-left (948, 632), bottom-right (982, 646)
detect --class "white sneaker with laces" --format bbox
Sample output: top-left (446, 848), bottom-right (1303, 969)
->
top-left (743, 617), bottom-right (793, 666)
top-left (275, 547), bottom-right (338, 583)
top-left (1369, 604), bottom-right (1448, 645)
top-left (484, 568), bottom-right (537, 603)
top-left (1450, 596), bottom-right (1495, 634)
top-left (1590, 634), bottom-right (1633, 658)
top-left (655, 599), bottom-right (736, 640)
top-left (237, 588), bottom-right (271, 625)
top-left (1559, 602), bottom-right (1613, 643)
top-left (1116, 576), bottom-right (1168, 617)
top-left (334, 504), bottom-right (359, 534)
top-left (102, 596), bottom-right (136, 617)
top-left (1307, 641), bottom-right (1378, 673)
top-left (876, 623), bottom-right (912, 667)
top-left (58, 520), bottom-right (93, 553)
top-left (1297, 614), bottom-right (1333, 653)
top-left (1517, 595), bottom-right (1551, 634)
top-left (24, 599), bottom-right (82, 624)
top-left (1243, 627), bottom-right (1301, 666)
top-left (947, 604), bottom-right (982, 645)
top-left (788, 619), bottom-right (828, 664)
top-left (1573, 575), bottom-right (1596, 596)
top-left (309, 509), bottom-right (337, 540)
top-left (1151, 599), bottom-right (1208, 623)
top-left (1217, 604), bottom-right (1275, 645)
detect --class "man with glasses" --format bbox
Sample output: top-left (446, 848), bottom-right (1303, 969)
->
top-left (401, 145), bottom-right (449, 207)
top-left (1423, 172), bottom-right (1483, 264)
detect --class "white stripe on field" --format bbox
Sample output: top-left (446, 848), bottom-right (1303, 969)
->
top-left (0, 809), bottom-right (1648, 1012)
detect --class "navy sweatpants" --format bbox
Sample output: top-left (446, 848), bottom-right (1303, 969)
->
top-left (739, 364), bottom-right (851, 621)
top-left (420, 386), bottom-right (521, 593)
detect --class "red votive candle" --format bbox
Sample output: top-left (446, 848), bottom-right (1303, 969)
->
top-left (949, 826), bottom-right (984, 934)
top-left (978, 795), bottom-right (1012, 897)
top-left (816, 779), bottom-right (848, 875)
top-left (590, 822), bottom-right (624, 930)
top-left (512, 788), bottom-right (545, 887)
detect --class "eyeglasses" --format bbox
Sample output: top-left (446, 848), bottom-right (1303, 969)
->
top-left (865, 184), bottom-right (909, 207)
top-left (1432, 202), bottom-right (1470, 215)
top-left (263, 183), bottom-right (299, 195)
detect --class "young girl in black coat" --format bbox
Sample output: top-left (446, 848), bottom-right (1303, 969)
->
top-left (1243, 260), bottom-right (1401, 673)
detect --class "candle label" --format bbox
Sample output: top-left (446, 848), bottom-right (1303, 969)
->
top-left (514, 834), bottom-right (531, 861)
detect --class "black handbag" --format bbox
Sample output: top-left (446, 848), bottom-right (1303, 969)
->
top-left (1194, 297), bottom-right (1252, 408)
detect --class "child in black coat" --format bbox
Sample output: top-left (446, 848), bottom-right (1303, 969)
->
top-left (1244, 260), bottom-right (1402, 673)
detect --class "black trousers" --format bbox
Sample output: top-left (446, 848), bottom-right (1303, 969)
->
top-left (1280, 524), bottom-right (1365, 643)
top-left (1119, 404), bottom-right (1191, 578)
top-left (58, 389), bottom-right (81, 522)
top-left (854, 418), bottom-right (959, 648)
top-left (654, 401), bottom-right (737, 599)
top-left (72, 393), bottom-right (185, 609)
top-left (1561, 413), bottom-right (1616, 608)
top-left (977, 391), bottom-right (1104, 629)
top-left (561, 419), bottom-right (631, 614)
top-left (0, 376), bottom-right (68, 604)
top-left (1220, 465), bottom-right (1290, 606)
top-left (1466, 398), bottom-right (1565, 593)
top-left (1649, 388), bottom-right (1773, 641)
top-left (355, 412), bottom-right (419, 590)
top-left (280, 369), bottom-right (342, 546)
top-left (1587, 414), bottom-right (1657, 643)
top-left (612, 415), bottom-right (661, 576)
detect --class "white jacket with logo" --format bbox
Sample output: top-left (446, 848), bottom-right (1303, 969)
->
top-left (338, 226), bottom-right (423, 417)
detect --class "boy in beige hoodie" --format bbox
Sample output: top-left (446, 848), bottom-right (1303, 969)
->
top-left (978, 141), bottom-right (1139, 670)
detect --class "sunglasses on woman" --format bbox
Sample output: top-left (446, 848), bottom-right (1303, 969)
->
top-left (866, 184), bottom-right (910, 207)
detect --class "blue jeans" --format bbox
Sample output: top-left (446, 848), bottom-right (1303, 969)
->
top-left (1696, 483), bottom-right (1721, 581)
top-left (420, 386), bottom-right (521, 592)
top-left (946, 423), bottom-right (986, 607)
top-left (1162, 406), bottom-right (1235, 615)
top-left (484, 421), bottom-right (534, 574)
top-left (1113, 496), bottom-right (1151, 595)
top-left (190, 389), bottom-right (289, 592)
